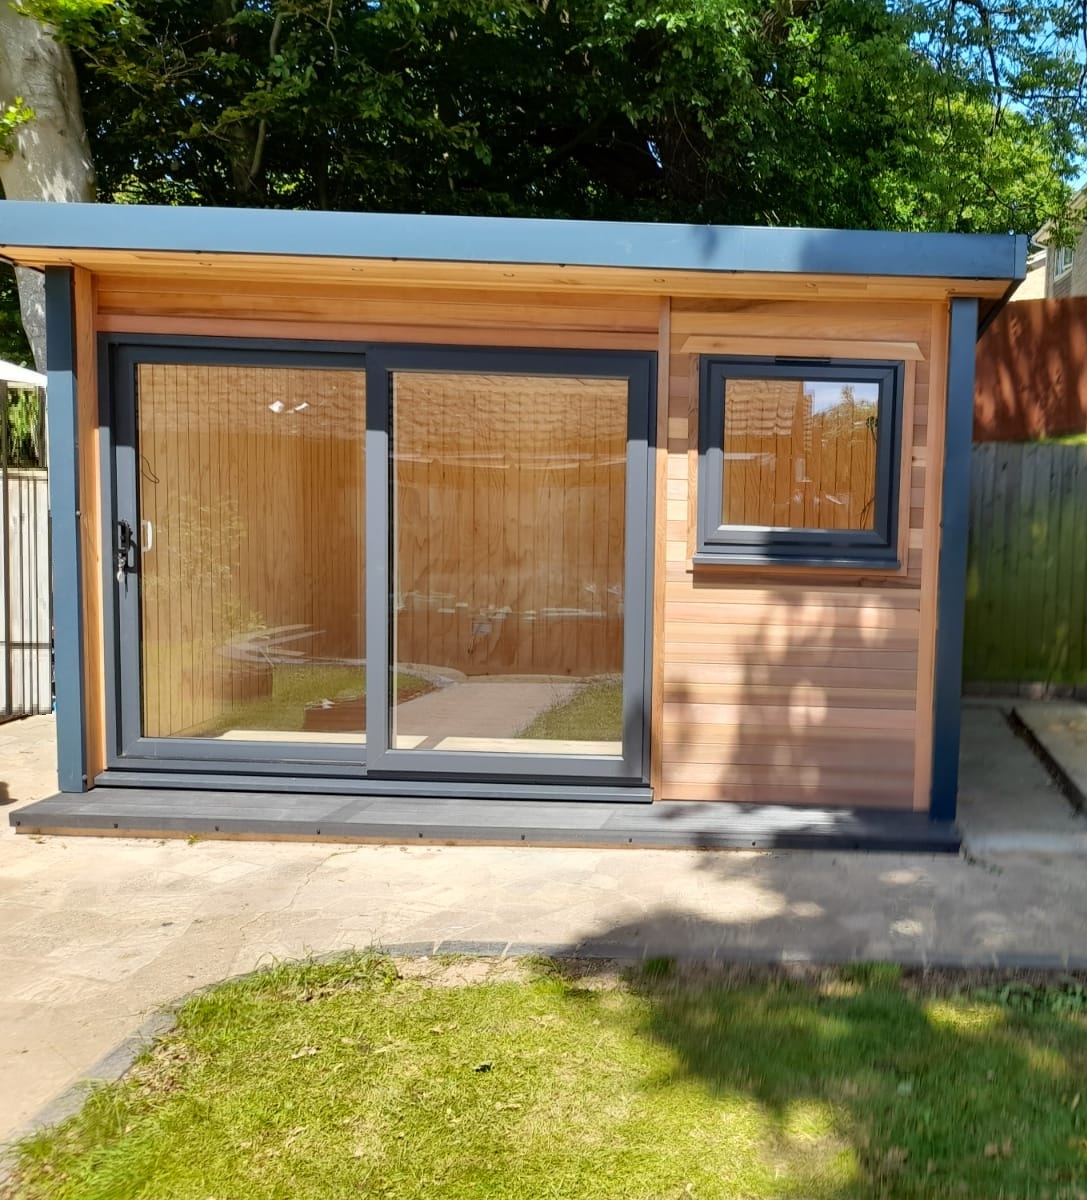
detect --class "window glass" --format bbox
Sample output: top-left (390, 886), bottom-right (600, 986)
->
top-left (390, 371), bottom-right (627, 756)
top-left (136, 364), bottom-right (366, 742)
top-left (721, 377), bottom-right (880, 531)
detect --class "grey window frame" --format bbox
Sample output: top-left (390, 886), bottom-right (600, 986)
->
top-left (696, 355), bottom-right (903, 568)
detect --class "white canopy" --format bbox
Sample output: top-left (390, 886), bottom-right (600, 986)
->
top-left (0, 359), bottom-right (46, 388)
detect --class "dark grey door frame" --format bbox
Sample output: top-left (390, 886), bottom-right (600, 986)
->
top-left (101, 335), bottom-right (656, 791)
top-left (364, 345), bottom-right (655, 783)
top-left (105, 339), bottom-right (370, 771)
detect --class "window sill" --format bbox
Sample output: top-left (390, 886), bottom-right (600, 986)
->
top-left (692, 552), bottom-right (902, 571)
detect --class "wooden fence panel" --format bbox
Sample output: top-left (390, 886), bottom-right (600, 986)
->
top-left (0, 469), bottom-right (51, 717)
top-left (964, 443), bottom-right (1087, 686)
top-left (975, 297), bottom-right (1087, 441)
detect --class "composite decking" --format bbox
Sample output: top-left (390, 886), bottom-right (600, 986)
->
top-left (10, 790), bottom-right (959, 852)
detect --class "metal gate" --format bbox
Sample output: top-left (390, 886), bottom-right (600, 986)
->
top-left (1, 366), bottom-right (51, 719)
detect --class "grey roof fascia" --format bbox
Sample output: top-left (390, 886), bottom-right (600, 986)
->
top-left (0, 201), bottom-right (1027, 282)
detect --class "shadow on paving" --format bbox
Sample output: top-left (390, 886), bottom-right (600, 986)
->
top-left (562, 928), bottom-right (1087, 1197)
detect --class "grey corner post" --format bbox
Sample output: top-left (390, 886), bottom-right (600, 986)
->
top-left (930, 296), bottom-right (979, 822)
top-left (44, 267), bottom-right (88, 792)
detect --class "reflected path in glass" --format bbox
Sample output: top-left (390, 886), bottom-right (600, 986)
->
top-left (390, 371), bottom-right (627, 756)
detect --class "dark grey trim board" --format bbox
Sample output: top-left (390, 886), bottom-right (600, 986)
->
top-left (44, 267), bottom-right (87, 792)
top-left (0, 201), bottom-right (1026, 282)
top-left (10, 790), bottom-right (961, 852)
top-left (94, 770), bottom-right (653, 803)
top-left (930, 298), bottom-right (980, 822)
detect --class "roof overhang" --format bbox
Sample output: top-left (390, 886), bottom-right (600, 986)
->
top-left (0, 201), bottom-right (1027, 285)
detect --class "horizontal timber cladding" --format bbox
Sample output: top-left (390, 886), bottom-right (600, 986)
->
top-left (93, 274), bottom-right (662, 348)
top-left (90, 271), bottom-right (945, 811)
top-left (660, 297), bottom-right (939, 811)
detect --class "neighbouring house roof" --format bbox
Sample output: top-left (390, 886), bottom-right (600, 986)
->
top-left (0, 358), bottom-right (46, 388)
top-left (0, 201), bottom-right (1027, 283)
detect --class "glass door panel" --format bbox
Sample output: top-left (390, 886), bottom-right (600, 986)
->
top-left (133, 361), bottom-right (366, 746)
top-left (388, 369), bottom-right (632, 761)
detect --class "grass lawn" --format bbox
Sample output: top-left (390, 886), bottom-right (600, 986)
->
top-left (192, 666), bottom-right (432, 736)
top-left (8, 957), bottom-right (1087, 1200)
top-left (518, 678), bottom-right (623, 742)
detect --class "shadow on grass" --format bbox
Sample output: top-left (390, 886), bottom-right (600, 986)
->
top-left (8, 947), bottom-right (1087, 1200)
top-left (561, 933), bottom-right (1087, 1198)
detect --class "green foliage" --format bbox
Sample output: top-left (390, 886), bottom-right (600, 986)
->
top-left (4, 385), bottom-right (45, 467)
top-left (976, 981), bottom-right (1087, 1015)
top-left (0, 97), bottom-right (35, 157)
top-left (20, 0), bottom-right (1084, 233)
top-left (0, 265), bottom-right (33, 369)
top-left (840, 961), bottom-right (904, 988)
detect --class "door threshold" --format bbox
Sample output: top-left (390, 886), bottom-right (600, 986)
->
top-left (11, 789), bottom-right (960, 852)
top-left (94, 769), bottom-right (652, 803)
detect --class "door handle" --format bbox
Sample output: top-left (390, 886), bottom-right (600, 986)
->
top-left (141, 520), bottom-right (154, 553)
top-left (116, 520), bottom-right (135, 586)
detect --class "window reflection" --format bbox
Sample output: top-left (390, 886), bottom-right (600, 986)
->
top-left (722, 378), bottom-right (879, 531)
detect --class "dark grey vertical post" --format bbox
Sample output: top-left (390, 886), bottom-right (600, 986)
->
top-left (930, 296), bottom-right (979, 821)
top-left (364, 356), bottom-right (390, 766)
top-left (44, 267), bottom-right (88, 792)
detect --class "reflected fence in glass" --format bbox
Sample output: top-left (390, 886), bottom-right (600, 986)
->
top-left (135, 364), bottom-right (366, 742)
top-left (722, 377), bottom-right (880, 532)
top-left (390, 371), bottom-right (628, 756)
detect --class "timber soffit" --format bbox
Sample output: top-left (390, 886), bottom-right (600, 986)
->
top-left (0, 201), bottom-right (1027, 282)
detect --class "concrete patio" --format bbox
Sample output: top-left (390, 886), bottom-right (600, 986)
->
top-left (2, 702), bottom-right (1086, 1142)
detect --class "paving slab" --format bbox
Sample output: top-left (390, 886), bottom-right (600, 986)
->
top-left (3, 709), bottom-right (1087, 1143)
top-left (958, 704), bottom-right (1087, 854)
top-left (1014, 700), bottom-right (1087, 811)
top-left (394, 679), bottom-right (579, 745)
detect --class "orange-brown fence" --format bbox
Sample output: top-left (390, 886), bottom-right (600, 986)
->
top-left (975, 297), bottom-right (1087, 442)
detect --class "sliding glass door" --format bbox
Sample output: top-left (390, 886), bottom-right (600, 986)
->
top-left (365, 348), bottom-right (652, 781)
top-left (108, 340), bottom-right (653, 785)
top-left (110, 344), bottom-right (369, 768)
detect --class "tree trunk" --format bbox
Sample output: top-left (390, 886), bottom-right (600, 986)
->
top-left (0, 0), bottom-right (96, 370)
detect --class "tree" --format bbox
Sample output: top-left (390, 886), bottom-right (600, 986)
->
top-left (16, 0), bottom-right (1078, 235)
top-left (0, 0), bottom-right (96, 369)
top-left (1, 1), bottom-right (1083, 290)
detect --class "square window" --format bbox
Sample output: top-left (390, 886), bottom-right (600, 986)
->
top-left (696, 357), bottom-right (903, 566)
top-left (1054, 245), bottom-right (1075, 278)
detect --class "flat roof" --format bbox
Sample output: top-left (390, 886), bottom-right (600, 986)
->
top-left (0, 201), bottom-right (1027, 282)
